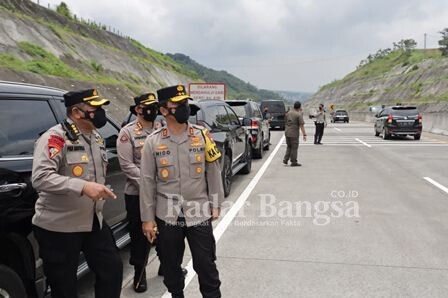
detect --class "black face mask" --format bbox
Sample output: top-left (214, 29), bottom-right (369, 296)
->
top-left (169, 104), bottom-right (190, 124)
top-left (140, 106), bottom-right (158, 122)
top-left (82, 108), bottom-right (107, 129)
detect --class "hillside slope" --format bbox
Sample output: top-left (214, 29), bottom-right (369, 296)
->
top-left (306, 49), bottom-right (448, 113)
top-left (167, 53), bottom-right (283, 101)
top-left (0, 0), bottom-right (202, 120)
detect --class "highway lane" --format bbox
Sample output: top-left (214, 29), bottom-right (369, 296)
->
top-left (78, 120), bottom-right (448, 297)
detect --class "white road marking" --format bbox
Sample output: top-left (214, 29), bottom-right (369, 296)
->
top-left (161, 136), bottom-right (286, 297)
top-left (333, 127), bottom-right (342, 132)
top-left (423, 177), bottom-right (448, 195)
top-left (355, 138), bottom-right (371, 148)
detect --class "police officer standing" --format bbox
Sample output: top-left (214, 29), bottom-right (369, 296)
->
top-left (283, 101), bottom-right (307, 166)
top-left (117, 93), bottom-right (159, 292)
top-left (314, 103), bottom-right (327, 145)
top-left (32, 89), bottom-right (123, 298)
top-left (140, 85), bottom-right (224, 298)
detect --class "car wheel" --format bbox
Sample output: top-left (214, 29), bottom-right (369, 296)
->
top-left (240, 142), bottom-right (252, 174)
top-left (0, 265), bottom-right (27, 298)
top-left (382, 128), bottom-right (390, 140)
top-left (221, 154), bottom-right (232, 197)
top-left (414, 134), bottom-right (421, 140)
top-left (253, 135), bottom-right (263, 159)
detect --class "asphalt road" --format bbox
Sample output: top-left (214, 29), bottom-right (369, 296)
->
top-left (78, 120), bottom-right (448, 298)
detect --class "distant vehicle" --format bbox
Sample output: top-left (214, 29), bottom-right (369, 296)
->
top-left (226, 100), bottom-right (270, 159)
top-left (331, 110), bottom-right (349, 123)
top-left (260, 100), bottom-right (286, 130)
top-left (0, 81), bottom-right (129, 297)
top-left (122, 99), bottom-right (252, 197)
top-left (374, 106), bottom-right (422, 140)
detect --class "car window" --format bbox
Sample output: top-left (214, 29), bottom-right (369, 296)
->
top-left (205, 105), bottom-right (231, 127)
top-left (261, 101), bottom-right (285, 113)
top-left (0, 99), bottom-right (58, 158)
top-left (252, 103), bottom-right (262, 118)
top-left (379, 109), bottom-right (389, 117)
top-left (97, 119), bottom-right (118, 149)
top-left (230, 105), bottom-right (247, 118)
top-left (225, 106), bottom-right (241, 125)
top-left (391, 108), bottom-right (418, 116)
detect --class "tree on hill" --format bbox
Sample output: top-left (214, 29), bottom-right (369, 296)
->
top-left (438, 28), bottom-right (448, 56)
top-left (56, 2), bottom-right (72, 19)
top-left (393, 39), bottom-right (417, 53)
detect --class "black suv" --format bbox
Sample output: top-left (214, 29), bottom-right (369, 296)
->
top-left (260, 100), bottom-right (286, 130)
top-left (0, 81), bottom-right (129, 297)
top-left (374, 106), bottom-right (422, 140)
top-left (189, 99), bottom-right (252, 197)
top-left (226, 100), bottom-right (270, 159)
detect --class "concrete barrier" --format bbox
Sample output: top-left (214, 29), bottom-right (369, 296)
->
top-left (348, 111), bottom-right (448, 136)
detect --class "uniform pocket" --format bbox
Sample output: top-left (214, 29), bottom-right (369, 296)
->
top-left (156, 156), bottom-right (176, 181)
top-left (66, 152), bottom-right (89, 179)
top-left (100, 149), bottom-right (108, 177)
top-left (189, 152), bottom-right (204, 179)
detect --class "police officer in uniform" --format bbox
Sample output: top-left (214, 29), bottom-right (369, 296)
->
top-left (117, 93), bottom-right (159, 292)
top-left (283, 101), bottom-right (307, 166)
top-left (32, 89), bottom-right (123, 298)
top-left (314, 103), bottom-right (327, 144)
top-left (140, 85), bottom-right (224, 298)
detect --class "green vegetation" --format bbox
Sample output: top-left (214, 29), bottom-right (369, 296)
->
top-left (90, 60), bottom-right (103, 73)
top-left (321, 49), bottom-right (443, 92)
top-left (56, 2), bottom-right (72, 19)
top-left (439, 28), bottom-right (448, 56)
top-left (167, 53), bottom-right (283, 101)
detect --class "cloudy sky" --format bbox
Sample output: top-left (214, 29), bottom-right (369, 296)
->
top-left (44, 0), bottom-right (448, 92)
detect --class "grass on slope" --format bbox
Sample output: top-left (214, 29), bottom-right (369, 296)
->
top-left (322, 49), bottom-right (443, 90)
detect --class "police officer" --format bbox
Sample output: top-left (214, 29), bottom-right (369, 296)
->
top-left (31, 89), bottom-right (123, 298)
top-left (117, 93), bottom-right (159, 292)
top-left (140, 85), bottom-right (224, 298)
top-left (283, 101), bottom-right (307, 166)
top-left (314, 103), bottom-right (327, 144)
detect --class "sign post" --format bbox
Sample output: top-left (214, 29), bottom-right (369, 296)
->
top-left (188, 83), bottom-right (226, 101)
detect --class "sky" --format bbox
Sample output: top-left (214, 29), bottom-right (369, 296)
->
top-left (42, 0), bottom-right (448, 92)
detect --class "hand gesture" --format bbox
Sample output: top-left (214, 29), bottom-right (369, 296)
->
top-left (82, 182), bottom-right (116, 200)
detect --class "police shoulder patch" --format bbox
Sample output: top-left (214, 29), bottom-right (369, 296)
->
top-left (48, 134), bottom-right (65, 159)
top-left (120, 133), bottom-right (129, 143)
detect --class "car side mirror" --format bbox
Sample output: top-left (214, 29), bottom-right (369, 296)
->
top-left (242, 118), bottom-right (251, 126)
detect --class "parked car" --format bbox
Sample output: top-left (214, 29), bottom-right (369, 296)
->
top-left (225, 100), bottom-right (270, 158)
top-left (0, 81), bottom-right (129, 298)
top-left (331, 110), bottom-right (349, 123)
top-left (260, 100), bottom-right (286, 130)
top-left (374, 106), bottom-right (422, 140)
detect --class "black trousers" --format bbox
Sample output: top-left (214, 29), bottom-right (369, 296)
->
top-left (33, 216), bottom-right (123, 298)
top-left (314, 122), bottom-right (325, 143)
top-left (156, 217), bottom-right (221, 298)
top-left (284, 137), bottom-right (299, 163)
top-left (125, 194), bottom-right (150, 268)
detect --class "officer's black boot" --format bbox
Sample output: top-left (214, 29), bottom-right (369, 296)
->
top-left (133, 266), bottom-right (147, 293)
top-left (172, 292), bottom-right (184, 298)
